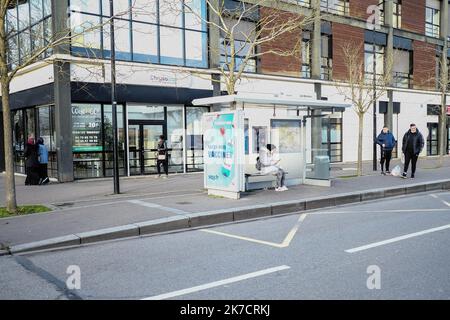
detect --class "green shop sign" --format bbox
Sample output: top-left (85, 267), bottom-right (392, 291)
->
top-left (73, 146), bottom-right (103, 152)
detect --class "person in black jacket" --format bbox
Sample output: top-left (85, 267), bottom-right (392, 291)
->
top-left (401, 124), bottom-right (424, 179)
top-left (376, 126), bottom-right (397, 175)
top-left (24, 136), bottom-right (40, 185)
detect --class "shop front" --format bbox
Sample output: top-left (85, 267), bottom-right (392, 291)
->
top-left (71, 103), bottom-right (210, 179)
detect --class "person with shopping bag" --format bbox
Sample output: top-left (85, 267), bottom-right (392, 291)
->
top-left (376, 126), bottom-right (396, 175)
top-left (156, 135), bottom-right (169, 178)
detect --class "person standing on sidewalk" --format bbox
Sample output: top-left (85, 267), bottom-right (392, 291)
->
top-left (24, 136), bottom-right (40, 185)
top-left (401, 124), bottom-right (424, 179)
top-left (37, 137), bottom-right (49, 185)
top-left (376, 126), bottom-right (396, 175)
top-left (156, 134), bottom-right (169, 178)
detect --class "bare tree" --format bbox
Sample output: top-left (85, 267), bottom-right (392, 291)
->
top-left (182, 0), bottom-right (316, 95)
top-left (0, 0), bottom-right (132, 213)
top-left (335, 42), bottom-right (393, 176)
top-left (434, 53), bottom-right (449, 166)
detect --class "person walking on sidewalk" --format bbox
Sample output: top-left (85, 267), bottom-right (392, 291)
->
top-left (401, 124), bottom-right (424, 179)
top-left (37, 137), bottom-right (49, 185)
top-left (376, 126), bottom-right (396, 175)
top-left (156, 134), bottom-right (169, 178)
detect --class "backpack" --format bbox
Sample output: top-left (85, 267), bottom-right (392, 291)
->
top-left (255, 157), bottom-right (262, 171)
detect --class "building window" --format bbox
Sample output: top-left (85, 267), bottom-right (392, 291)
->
top-left (393, 0), bottom-right (402, 28)
top-left (425, 1), bottom-right (441, 38)
top-left (393, 48), bottom-right (412, 88)
top-left (219, 17), bottom-right (257, 73)
top-left (12, 105), bottom-right (57, 178)
top-left (186, 107), bottom-right (210, 172)
top-left (322, 116), bottom-right (342, 163)
top-left (320, 0), bottom-right (349, 16)
top-left (37, 106), bottom-right (57, 178)
top-left (321, 34), bottom-right (332, 80)
top-left (427, 104), bottom-right (441, 116)
top-left (364, 43), bottom-right (385, 84)
top-left (301, 31), bottom-right (311, 78)
top-left (301, 32), bottom-right (332, 80)
top-left (427, 122), bottom-right (439, 156)
top-left (436, 56), bottom-right (450, 90)
top-left (70, 0), bottom-right (208, 68)
top-left (72, 104), bottom-right (126, 179)
top-left (220, 38), bottom-right (256, 73)
top-left (296, 0), bottom-right (311, 7)
top-left (6, 0), bottom-right (52, 70)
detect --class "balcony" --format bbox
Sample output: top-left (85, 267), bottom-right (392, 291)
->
top-left (393, 71), bottom-right (412, 89)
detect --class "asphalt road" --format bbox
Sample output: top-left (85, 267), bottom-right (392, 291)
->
top-left (1, 191), bottom-right (449, 300)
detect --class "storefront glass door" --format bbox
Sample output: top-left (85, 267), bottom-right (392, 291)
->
top-left (128, 121), bottom-right (165, 175)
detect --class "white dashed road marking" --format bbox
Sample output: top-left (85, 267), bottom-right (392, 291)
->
top-left (345, 224), bottom-right (450, 253)
top-left (142, 265), bottom-right (291, 300)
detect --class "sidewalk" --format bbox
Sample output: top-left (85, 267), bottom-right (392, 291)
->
top-left (1, 156), bottom-right (450, 254)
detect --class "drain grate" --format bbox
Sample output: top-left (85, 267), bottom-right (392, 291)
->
top-left (176, 201), bottom-right (192, 205)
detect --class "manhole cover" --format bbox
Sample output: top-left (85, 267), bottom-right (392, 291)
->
top-left (176, 202), bottom-right (192, 205)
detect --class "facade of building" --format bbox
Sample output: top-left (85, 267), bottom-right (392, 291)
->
top-left (1, 0), bottom-right (450, 182)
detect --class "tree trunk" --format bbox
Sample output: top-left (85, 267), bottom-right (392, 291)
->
top-left (357, 113), bottom-right (364, 176)
top-left (438, 93), bottom-right (447, 166)
top-left (1, 80), bottom-right (17, 213)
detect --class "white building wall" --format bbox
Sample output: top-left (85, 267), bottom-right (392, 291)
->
top-left (393, 90), bottom-right (440, 157)
top-left (8, 62), bottom-right (54, 95)
top-left (70, 61), bottom-right (213, 90)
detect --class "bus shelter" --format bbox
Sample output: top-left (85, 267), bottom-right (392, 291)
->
top-left (192, 94), bottom-right (351, 199)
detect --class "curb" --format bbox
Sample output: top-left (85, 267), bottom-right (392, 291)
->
top-left (4, 179), bottom-right (450, 256)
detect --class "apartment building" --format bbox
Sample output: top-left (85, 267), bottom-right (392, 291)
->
top-left (1, 0), bottom-right (450, 182)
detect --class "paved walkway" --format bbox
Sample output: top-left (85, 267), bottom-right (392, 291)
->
top-left (1, 156), bottom-right (450, 248)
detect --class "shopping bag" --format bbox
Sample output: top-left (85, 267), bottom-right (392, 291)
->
top-left (391, 165), bottom-right (401, 177)
top-left (400, 153), bottom-right (405, 164)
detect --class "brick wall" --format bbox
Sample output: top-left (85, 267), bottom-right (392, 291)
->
top-left (259, 8), bottom-right (302, 77)
top-left (332, 23), bottom-right (365, 81)
top-left (349, 0), bottom-right (379, 21)
top-left (413, 41), bottom-right (437, 90)
top-left (402, 0), bottom-right (426, 34)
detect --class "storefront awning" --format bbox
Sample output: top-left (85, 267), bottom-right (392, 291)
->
top-left (192, 93), bottom-right (352, 111)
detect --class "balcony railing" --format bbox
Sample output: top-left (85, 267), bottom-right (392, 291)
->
top-left (393, 71), bottom-right (412, 89)
top-left (320, 0), bottom-right (349, 16)
top-left (425, 24), bottom-right (440, 38)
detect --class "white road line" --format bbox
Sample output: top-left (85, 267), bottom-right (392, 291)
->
top-left (201, 229), bottom-right (286, 248)
top-left (310, 209), bottom-right (450, 215)
top-left (429, 193), bottom-right (450, 207)
top-left (201, 213), bottom-right (307, 248)
top-left (345, 224), bottom-right (450, 253)
top-left (141, 265), bottom-right (290, 300)
top-left (128, 199), bottom-right (188, 215)
top-left (281, 213), bottom-right (307, 247)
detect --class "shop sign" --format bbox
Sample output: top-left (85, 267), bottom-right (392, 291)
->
top-left (72, 105), bottom-right (102, 152)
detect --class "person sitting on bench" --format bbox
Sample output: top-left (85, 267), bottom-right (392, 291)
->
top-left (259, 144), bottom-right (288, 192)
